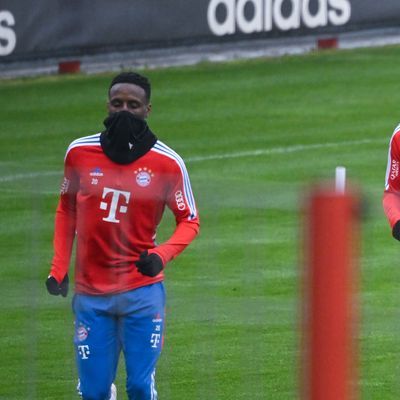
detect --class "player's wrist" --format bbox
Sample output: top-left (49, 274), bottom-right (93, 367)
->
top-left (147, 249), bottom-right (166, 266)
top-left (135, 251), bottom-right (164, 277)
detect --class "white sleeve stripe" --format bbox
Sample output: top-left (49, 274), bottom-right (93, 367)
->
top-left (152, 142), bottom-right (197, 219)
top-left (70, 132), bottom-right (101, 143)
top-left (65, 133), bottom-right (101, 159)
top-left (385, 136), bottom-right (393, 190)
top-left (152, 144), bottom-right (197, 219)
top-left (154, 142), bottom-right (197, 217)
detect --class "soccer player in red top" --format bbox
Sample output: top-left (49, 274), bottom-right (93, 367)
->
top-left (383, 123), bottom-right (400, 239)
top-left (45, 71), bottom-right (200, 400)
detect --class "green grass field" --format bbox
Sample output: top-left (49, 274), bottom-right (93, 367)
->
top-left (1, 44), bottom-right (400, 399)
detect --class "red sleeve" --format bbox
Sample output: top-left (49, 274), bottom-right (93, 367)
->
top-left (383, 127), bottom-right (400, 229)
top-left (383, 191), bottom-right (400, 229)
top-left (149, 159), bottom-right (199, 265)
top-left (49, 152), bottom-right (78, 283)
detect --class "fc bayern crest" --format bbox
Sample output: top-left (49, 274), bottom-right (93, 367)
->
top-left (76, 325), bottom-right (89, 342)
top-left (134, 167), bottom-right (154, 187)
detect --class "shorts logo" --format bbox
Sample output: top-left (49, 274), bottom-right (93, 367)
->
top-left (152, 313), bottom-right (163, 324)
top-left (76, 326), bottom-right (89, 342)
top-left (135, 167), bottom-right (154, 187)
top-left (150, 333), bottom-right (161, 348)
top-left (151, 313), bottom-right (163, 349)
top-left (77, 345), bottom-right (90, 360)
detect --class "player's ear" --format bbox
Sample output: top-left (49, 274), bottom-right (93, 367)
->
top-left (145, 103), bottom-right (152, 118)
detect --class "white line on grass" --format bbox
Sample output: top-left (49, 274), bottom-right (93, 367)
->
top-left (0, 171), bottom-right (61, 183)
top-left (186, 138), bottom-right (382, 162)
top-left (0, 138), bottom-right (384, 183)
top-left (1, 187), bottom-right (59, 195)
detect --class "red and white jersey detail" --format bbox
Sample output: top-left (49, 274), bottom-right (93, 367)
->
top-left (151, 141), bottom-right (198, 221)
top-left (50, 135), bottom-right (199, 295)
top-left (385, 123), bottom-right (400, 191)
top-left (383, 124), bottom-right (400, 228)
top-left (65, 133), bottom-right (103, 156)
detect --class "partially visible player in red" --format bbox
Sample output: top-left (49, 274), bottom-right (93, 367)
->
top-left (45, 72), bottom-right (199, 400)
top-left (383, 123), bottom-right (400, 238)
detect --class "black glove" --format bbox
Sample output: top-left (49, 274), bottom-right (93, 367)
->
top-left (135, 251), bottom-right (164, 277)
top-left (46, 274), bottom-right (69, 297)
top-left (393, 220), bottom-right (400, 241)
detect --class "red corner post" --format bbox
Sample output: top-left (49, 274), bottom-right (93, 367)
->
top-left (302, 187), bottom-right (359, 400)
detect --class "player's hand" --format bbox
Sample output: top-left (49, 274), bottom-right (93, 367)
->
top-left (135, 251), bottom-right (164, 277)
top-left (46, 274), bottom-right (69, 297)
top-left (393, 220), bottom-right (400, 241)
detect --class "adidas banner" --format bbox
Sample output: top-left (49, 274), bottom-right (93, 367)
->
top-left (1, 0), bottom-right (400, 61)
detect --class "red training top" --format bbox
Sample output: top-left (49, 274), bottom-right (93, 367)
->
top-left (50, 133), bottom-right (200, 295)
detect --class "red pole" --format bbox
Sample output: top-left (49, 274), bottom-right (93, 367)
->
top-left (302, 188), bottom-right (359, 400)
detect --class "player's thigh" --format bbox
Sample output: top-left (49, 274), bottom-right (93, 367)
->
top-left (73, 294), bottom-right (120, 392)
top-left (120, 283), bottom-right (166, 376)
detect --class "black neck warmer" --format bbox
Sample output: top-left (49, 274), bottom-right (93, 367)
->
top-left (100, 111), bottom-right (157, 164)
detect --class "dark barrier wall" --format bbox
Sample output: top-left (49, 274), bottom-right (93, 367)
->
top-left (1, 0), bottom-right (400, 61)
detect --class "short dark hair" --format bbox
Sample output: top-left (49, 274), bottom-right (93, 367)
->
top-left (109, 71), bottom-right (151, 103)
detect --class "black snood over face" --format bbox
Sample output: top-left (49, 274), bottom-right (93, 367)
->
top-left (100, 111), bottom-right (157, 164)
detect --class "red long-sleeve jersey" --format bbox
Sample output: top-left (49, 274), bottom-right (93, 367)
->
top-left (50, 133), bottom-right (199, 295)
top-left (383, 124), bottom-right (400, 228)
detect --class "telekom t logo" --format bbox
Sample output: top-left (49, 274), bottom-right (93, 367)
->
top-left (77, 345), bottom-right (90, 360)
top-left (150, 333), bottom-right (161, 348)
top-left (100, 187), bottom-right (131, 223)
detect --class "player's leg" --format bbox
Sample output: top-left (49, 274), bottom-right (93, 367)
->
top-left (73, 293), bottom-right (120, 400)
top-left (118, 283), bottom-right (165, 400)
top-left (77, 381), bottom-right (117, 400)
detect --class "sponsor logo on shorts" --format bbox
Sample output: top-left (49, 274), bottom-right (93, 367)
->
top-left (76, 326), bottom-right (89, 342)
top-left (151, 314), bottom-right (163, 348)
top-left (77, 345), bottom-right (91, 360)
top-left (150, 333), bottom-right (161, 348)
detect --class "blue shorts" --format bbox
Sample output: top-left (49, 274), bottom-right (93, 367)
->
top-left (72, 282), bottom-right (165, 400)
